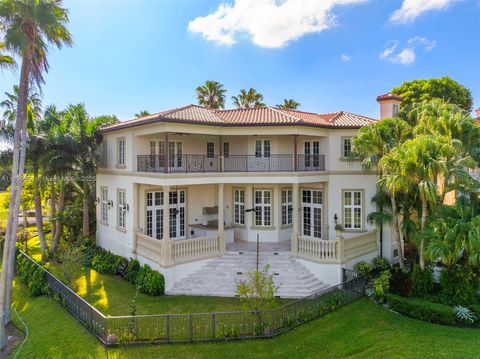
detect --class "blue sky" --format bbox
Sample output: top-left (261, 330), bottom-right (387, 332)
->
top-left (0, 0), bottom-right (479, 121)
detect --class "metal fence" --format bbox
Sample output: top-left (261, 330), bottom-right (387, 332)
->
top-left (17, 251), bottom-right (365, 347)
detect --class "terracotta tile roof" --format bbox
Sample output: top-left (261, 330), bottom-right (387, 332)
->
top-left (376, 93), bottom-right (403, 102)
top-left (97, 104), bottom-right (377, 133)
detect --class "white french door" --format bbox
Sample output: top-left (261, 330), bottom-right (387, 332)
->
top-left (146, 189), bottom-right (185, 240)
top-left (302, 189), bottom-right (323, 239)
top-left (304, 141), bottom-right (320, 169)
top-left (250, 139), bottom-right (271, 171)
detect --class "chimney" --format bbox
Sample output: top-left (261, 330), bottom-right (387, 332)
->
top-left (376, 93), bottom-right (403, 120)
top-left (476, 108), bottom-right (480, 120)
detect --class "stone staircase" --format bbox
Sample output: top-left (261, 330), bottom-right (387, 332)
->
top-left (168, 251), bottom-right (330, 298)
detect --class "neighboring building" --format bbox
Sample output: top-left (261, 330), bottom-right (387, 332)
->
top-left (95, 95), bottom-right (399, 296)
top-left (476, 108), bottom-right (480, 121)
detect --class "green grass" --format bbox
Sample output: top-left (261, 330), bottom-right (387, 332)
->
top-left (11, 283), bottom-right (480, 359)
top-left (11, 234), bottom-right (480, 357)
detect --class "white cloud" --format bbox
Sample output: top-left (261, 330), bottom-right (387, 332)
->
top-left (391, 0), bottom-right (456, 24)
top-left (188, 0), bottom-right (368, 49)
top-left (340, 54), bottom-right (351, 62)
top-left (379, 37), bottom-right (436, 65)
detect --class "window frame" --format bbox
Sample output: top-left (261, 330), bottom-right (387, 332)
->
top-left (117, 189), bottom-right (126, 231)
top-left (341, 137), bottom-right (353, 159)
top-left (223, 142), bottom-right (230, 158)
top-left (342, 189), bottom-right (364, 231)
top-left (100, 186), bottom-right (109, 224)
top-left (281, 188), bottom-right (293, 226)
top-left (254, 189), bottom-right (272, 227)
top-left (233, 188), bottom-right (245, 226)
top-left (116, 137), bottom-right (126, 167)
top-left (207, 141), bottom-right (215, 158)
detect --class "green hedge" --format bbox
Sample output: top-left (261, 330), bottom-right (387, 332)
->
top-left (16, 253), bottom-right (50, 297)
top-left (388, 294), bottom-right (457, 326)
top-left (87, 247), bottom-right (164, 296)
top-left (136, 264), bottom-right (165, 296)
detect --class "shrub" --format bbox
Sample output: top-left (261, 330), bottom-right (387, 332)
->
top-left (411, 265), bottom-right (434, 297)
top-left (123, 259), bottom-right (141, 284)
top-left (454, 305), bottom-right (476, 324)
top-left (373, 270), bottom-right (391, 303)
top-left (389, 267), bottom-right (413, 297)
top-left (388, 294), bottom-right (457, 326)
top-left (16, 253), bottom-right (50, 297)
top-left (354, 261), bottom-right (372, 279)
top-left (136, 264), bottom-right (165, 296)
top-left (90, 248), bottom-right (123, 275)
top-left (372, 256), bottom-right (390, 273)
top-left (440, 266), bottom-right (476, 306)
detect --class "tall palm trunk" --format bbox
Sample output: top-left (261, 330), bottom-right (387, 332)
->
top-left (51, 181), bottom-right (65, 252)
top-left (0, 53), bottom-right (31, 340)
top-left (420, 199), bottom-right (427, 269)
top-left (390, 194), bottom-right (404, 267)
top-left (50, 179), bottom-right (56, 239)
top-left (33, 168), bottom-right (47, 255)
top-left (82, 180), bottom-right (89, 237)
top-left (22, 207), bottom-right (28, 229)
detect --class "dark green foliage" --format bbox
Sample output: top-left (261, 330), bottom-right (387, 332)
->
top-left (439, 266), bottom-right (476, 306)
top-left (391, 76), bottom-right (473, 112)
top-left (411, 265), bottom-right (434, 297)
top-left (388, 294), bottom-right (457, 326)
top-left (373, 270), bottom-right (391, 303)
top-left (136, 264), bottom-right (165, 296)
top-left (354, 261), bottom-right (372, 279)
top-left (90, 248), bottom-right (123, 275)
top-left (16, 253), bottom-right (50, 297)
top-left (373, 256), bottom-right (390, 272)
top-left (123, 259), bottom-right (141, 284)
top-left (389, 267), bottom-right (413, 297)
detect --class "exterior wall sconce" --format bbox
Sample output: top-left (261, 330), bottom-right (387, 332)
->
top-left (107, 200), bottom-right (113, 208)
top-left (334, 213), bottom-right (338, 225)
top-left (122, 203), bottom-right (130, 211)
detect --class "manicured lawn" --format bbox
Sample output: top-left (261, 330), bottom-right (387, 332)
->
top-left (10, 282), bottom-right (480, 359)
top-left (11, 234), bottom-right (480, 357)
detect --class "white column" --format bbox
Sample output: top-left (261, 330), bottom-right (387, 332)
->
top-left (132, 183), bottom-right (139, 258)
top-left (246, 184), bottom-right (253, 230)
top-left (162, 185), bottom-right (170, 241)
top-left (323, 181), bottom-right (329, 240)
top-left (218, 183), bottom-right (224, 234)
top-left (292, 183), bottom-right (300, 255)
top-left (292, 183), bottom-right (300, 236)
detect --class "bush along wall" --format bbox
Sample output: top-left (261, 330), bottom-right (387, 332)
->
top-left (86, 247), bottom-right (164, 296)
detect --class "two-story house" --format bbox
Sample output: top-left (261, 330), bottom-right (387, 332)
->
top-left (95, 94), bottom-right (401, 297)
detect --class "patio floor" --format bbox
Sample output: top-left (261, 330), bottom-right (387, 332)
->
top-left (226, 239), bottom-right (291, 252)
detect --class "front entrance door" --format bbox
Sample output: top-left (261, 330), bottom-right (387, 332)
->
top-left (302, 189), bottom-right (323, 239)
top-left (146, 189), bottom-right (185, 240)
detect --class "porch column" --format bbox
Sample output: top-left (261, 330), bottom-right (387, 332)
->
top-left (292, 183), bottom-right (300, 255)
top-left (132, 183), bottom-right (139, 258)
top-left (323, 181), bottom-right (329, 241)
top-left (163, 132), bottom-right (169, 174)
top-left (162, 185), bottom-right (170, 241)
top-left (218, 183), bottom-right (224, 234)
top-left (218, 183), bottom-right (225, 254)
top-left (162, 185), bottom-right (172, 266)
top-left (293, 135), bottom-right (298, 171)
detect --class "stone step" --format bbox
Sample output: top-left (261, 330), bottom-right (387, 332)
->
top-left (169, 250), bottom-right (328, 298)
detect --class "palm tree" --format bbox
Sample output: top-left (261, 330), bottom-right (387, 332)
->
top-left (353, 118), bottom-right (412, 261)
top-left (0, 85), bottom-right (42, 142)
top-left (276, 99), bottom-right (300, 110)
top-left (135, 110), bottom-right (150, 117)
top-left (0, 41), bottom-right (14, 69)
top-left (232, 88), bottom-right (265, 109)
top-left (65, 104), bottom-right (114, 238)
top-left (196, 80), bottom-right (226, 109)
top-left (0, 0), bottom-right (72, 344)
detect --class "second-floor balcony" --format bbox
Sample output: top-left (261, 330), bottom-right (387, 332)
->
top-left (137, 154), bottom-right (326, 173)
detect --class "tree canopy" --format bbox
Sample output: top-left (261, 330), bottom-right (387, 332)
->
top-left (391, 77), bottom-right (473, 112)
top-left (232, 88), bottom-right (265, 109)
top-left (196, 80), bottom-right (226, 109)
